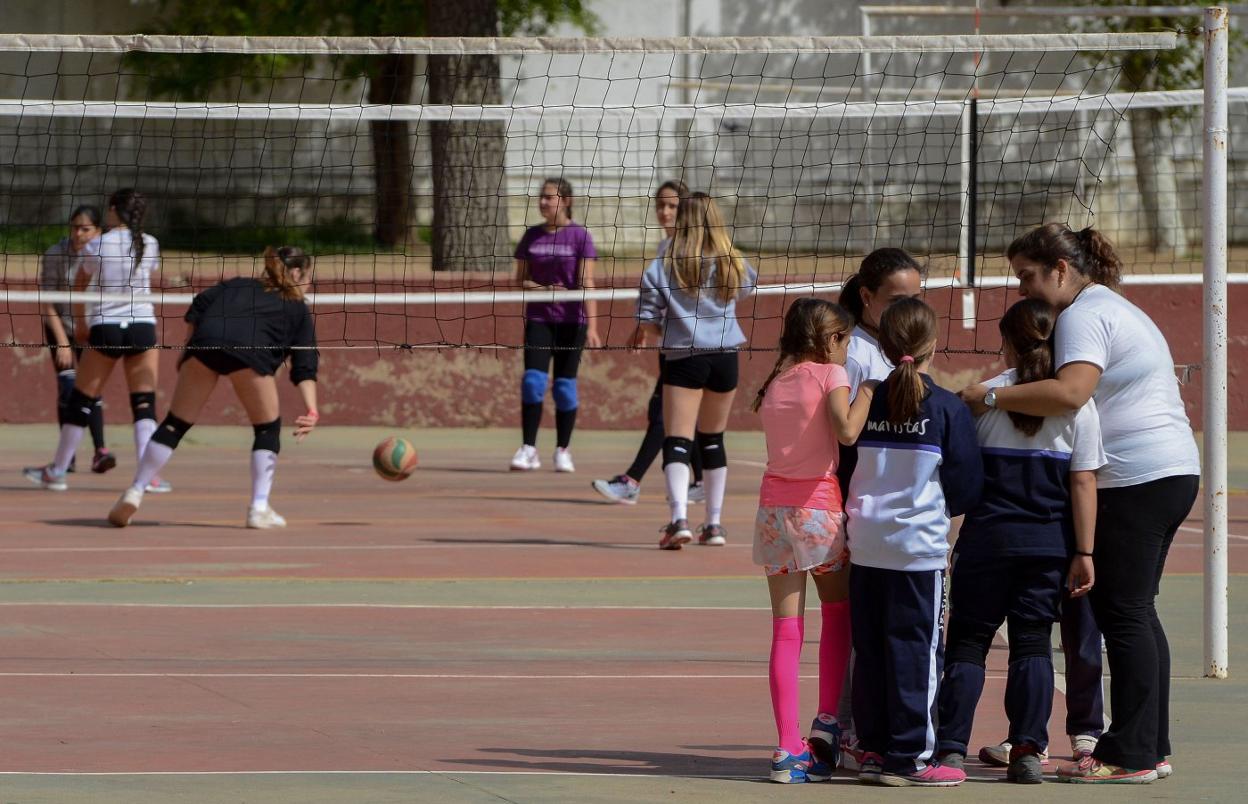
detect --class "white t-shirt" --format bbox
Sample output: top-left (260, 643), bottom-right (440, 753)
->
top-left (1054, 284), bottom-right (1200, 488)
top-left (79, 229), bottom-right (160, 327)
top-left (845, 326), bottom-right (893, 397)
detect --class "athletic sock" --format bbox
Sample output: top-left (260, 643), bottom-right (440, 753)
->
top-left (770, 615), bottom-right (806, 756)
top-left (521, 402), bottom-right (542, 447)
top-left (52, 424), bottom-right (86, 475)
top-left (664, 461), bottom-right (691, 522)
top-left (133, 418), bottom-right (157, 461)
top-left (131, 441), bottom-right (173, 492)
top-left (555, 408), bottom-right (577, 449)
top-left (818, 601), bottom-right (852, 717)
top-left (704, 466), bottom-right (727, 526)
top-left (89, 399), bottom-right (106, 451)
top-left (251, 449), bottom-right (277, 509)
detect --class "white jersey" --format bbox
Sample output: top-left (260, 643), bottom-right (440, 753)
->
top-left (1054, 283), bottom-right (1200, 488)
top-left (79, 228), bottom-right (160, 327)
top-left (845, 326), bottom-right (893, 397)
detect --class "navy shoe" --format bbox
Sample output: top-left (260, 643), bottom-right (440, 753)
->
top-left (769, 744), bottom-right (813, 783)
top-left (808, 713), bottom-right (842, 772)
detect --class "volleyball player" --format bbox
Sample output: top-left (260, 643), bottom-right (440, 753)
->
top-left (24, 189), bottom-right (168, 492)
top-left (108, 246), bottom-right (319, 530)
top-left (510, 178), bottom-right (599, 473)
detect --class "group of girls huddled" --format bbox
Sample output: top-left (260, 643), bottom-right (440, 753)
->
top-left (750, 227), bottom-right (1197, 787)
top-left (23, 188), bottom-right (322, 530)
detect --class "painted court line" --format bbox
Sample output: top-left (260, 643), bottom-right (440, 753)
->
top-left (0, 671), bottom-right (1017, 681)
top-left (0, 543), bottom-right (755, 553)
top-left (0, 602), bottom-right (773, 610)
top-left (0, 770), bottom-right (758, 778)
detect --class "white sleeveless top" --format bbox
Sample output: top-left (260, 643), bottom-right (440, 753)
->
top-left (79, 228), bottom-right (160, 327)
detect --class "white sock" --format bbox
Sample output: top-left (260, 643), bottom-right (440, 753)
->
top-left (704, 466), bottom-right (728, 526)
top-left (52, 424), bottom-right (86, 475)
top-left (132, 441), bottom-right (173, 492)
top-left (664, 461), bottom-right (691, 522)
top-left (251, 449), bottom-right (277, 509)
top-left (133, 418), bottom-right (157, 461)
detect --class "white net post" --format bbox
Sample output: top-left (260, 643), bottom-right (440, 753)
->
top-left (1203, 6), bottom-right (1230, 680)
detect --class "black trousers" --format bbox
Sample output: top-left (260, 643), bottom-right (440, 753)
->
top-left (1089, 474), bottom-right (1198, 770)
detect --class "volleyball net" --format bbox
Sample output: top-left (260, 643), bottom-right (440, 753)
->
top-left (0, 31), bottom-right (1214, 353)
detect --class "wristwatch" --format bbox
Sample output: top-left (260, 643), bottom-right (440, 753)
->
top-left (984, 389), bottom-right (998, 408)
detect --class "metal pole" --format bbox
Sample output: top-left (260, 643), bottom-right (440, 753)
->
top-left (1203, 5), bottom-right (1229, 679)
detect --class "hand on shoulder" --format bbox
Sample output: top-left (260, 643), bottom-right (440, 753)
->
top-left (959, 383), bottom-right (990, 416)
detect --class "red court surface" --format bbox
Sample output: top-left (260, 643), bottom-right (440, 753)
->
top-left (0, 425), bottom-right (1244, 801)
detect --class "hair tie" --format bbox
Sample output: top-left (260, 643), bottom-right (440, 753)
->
top-left (900, 355), bottom-right (915, 364)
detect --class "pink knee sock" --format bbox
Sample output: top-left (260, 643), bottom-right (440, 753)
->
top-left (769, 615), bottom-right (806, 755)
top-left (818, 601), bottom-right (852, 717)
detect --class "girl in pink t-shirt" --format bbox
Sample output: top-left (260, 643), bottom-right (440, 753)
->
top-left (751, 297), bottom-right (876, 783)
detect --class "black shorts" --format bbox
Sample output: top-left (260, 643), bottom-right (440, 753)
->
top-left (185, 350), bottom-right (250, 376)
top-left (524, 320), bottom-right (587, 378)
top-left (87, 322), bottom-right (158, 359)
top-left (661, 351), bottom-right (739, 393)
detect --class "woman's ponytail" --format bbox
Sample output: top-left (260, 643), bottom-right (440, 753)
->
top-left (999, 298), bottom-right (1057, 437)
top-left (877, 297), bottom-right (938, 424)
top-left (262, 246), bottom-right (311, 301)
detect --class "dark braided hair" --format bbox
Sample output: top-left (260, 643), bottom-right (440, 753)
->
top-left (108, 188), bottom-right (148, 276)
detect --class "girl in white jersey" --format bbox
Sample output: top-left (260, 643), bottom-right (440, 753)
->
top-left (24, 189), bottom-right (169, 493)
top-left (962, 223), bottom-right (1200, 784)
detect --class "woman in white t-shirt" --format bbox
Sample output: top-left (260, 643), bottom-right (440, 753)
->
top-left (961, 223), bottom-right (1199, 784)
top-left (23, 189), bottom-right (169, 494)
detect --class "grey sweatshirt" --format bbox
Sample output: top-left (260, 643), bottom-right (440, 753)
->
top-left (636, 255), bottom-right (756, 357)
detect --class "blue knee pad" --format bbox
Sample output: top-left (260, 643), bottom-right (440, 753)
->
top-left (552, 377), bottom-right (578, 412)
top-left (521, 369), bottom-right (548, 405)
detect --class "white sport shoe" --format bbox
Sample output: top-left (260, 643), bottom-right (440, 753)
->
top-left (591, 475), bottom-right (640, 504)
top-left (553, 447), bottom-right (575, 473)
top-left (23, 464), bottom-right (67, 492)
top-left (246, 505), bottom-right (287, 529)
top-left (509, 445), bottom-right (540, 471)
top-left (108, 487), bottom-right (144, 528)
top-left (1071, 733), bottom-right (1098, 760)
top-left (146, 476), bottom-right (173, 494)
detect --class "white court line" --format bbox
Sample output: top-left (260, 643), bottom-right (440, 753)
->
top-left (0, 671), bottom-right (1015, 681)
top-left (0, 603), bottom-right (771, 610)
top-left (0, 770), bottom-right (754, 778)
top-left (1177, 525), bottom-right (1248, 542)
top-left (731, 458), bottom-right (768, 469)
top-left (0, 543), bottom-right (753, 553)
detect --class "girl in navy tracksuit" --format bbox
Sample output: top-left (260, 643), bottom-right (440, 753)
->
top-left (935, 299), bottom-right (1104, 784)
top-left (846, 298), bottom-right (983, 787)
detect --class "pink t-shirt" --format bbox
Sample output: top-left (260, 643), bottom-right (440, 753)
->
top-left (758, 361), bottom-right (850, 509)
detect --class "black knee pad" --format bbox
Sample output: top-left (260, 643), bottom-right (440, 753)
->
top-left (252, 418), bottom-right (282, 454)
top-left (151, 414), bottom-right (193, 450)
top-left (945, 616), bottom-right (998, 668)
top-left (129, 391), bottom-right (157, 422)
top-left (695, 431), bottom-right (727, 470)
top-left (1007, 618), bottom-right (1053, 663)
top-left (662, 436), bottom-right (694, 467)
top-left (64, 388), bottom-right (99, 428)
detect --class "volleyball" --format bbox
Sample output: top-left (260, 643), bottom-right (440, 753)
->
top-left (372, 436), bottom-right (418, 481)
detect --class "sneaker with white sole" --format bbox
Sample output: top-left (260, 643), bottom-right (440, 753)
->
top-left (1156, 759), bottom-right (1172, 779)
top-left (687, 481), bottom-right (706, 504)
top-left (880, 761), bottom-right (966, 787)
top-left (981, 741), bottom-right (1050, 767)
top-left (552, 447), bottom-right (575, 473)
top-left (769, 744), bottom-right (813, 784)
top-left (23, 464), bottom-right (67, 491)
top-left (591, 475), bottom-right (640, 504)
top-left (1007, 745), bottom-right (1045, 784)
top-left (697, 523), bottom-right (727, 546)
top-left (658, 519), bottom-right (693, 550)
top-left (247, 505), bottom-right (288, 529)
top-left (1058, 756), bottom-right (1157, 784)
top-left (841, 735), bottom-right (867, 772)
top-left (509, 445), bottom-right (540, 471)
top-left (146, 476), bottom-right (173, 494)
top-left (108, 487), bottom-right (144, 528)
top-left (1070, 733), bottom-right (1098, 760)
top-left (807, 714), bottom-right (841, 771)
top-left (857, 751), bottom-right (884, 784)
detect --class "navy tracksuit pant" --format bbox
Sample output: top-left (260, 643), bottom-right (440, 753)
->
top-left (850, 563), bottom-right (945, 774)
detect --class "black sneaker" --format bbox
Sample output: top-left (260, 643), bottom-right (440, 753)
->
top-left (1007, 746), bottom-right (1044, 784)
top-left (658, 519), bottom-right (692, 550)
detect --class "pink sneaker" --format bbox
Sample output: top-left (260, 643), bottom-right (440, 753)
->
top-left (880, 761), bottom-right (966, 787)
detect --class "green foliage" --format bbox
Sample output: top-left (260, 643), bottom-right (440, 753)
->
top-left (0, 225), bottom-right (64, 256)
top-left (1076, 0), bottom-right (1243, 92)
top-left (127, 0), bottom-right (599, 99)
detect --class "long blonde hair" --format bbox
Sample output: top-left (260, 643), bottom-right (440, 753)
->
top-left (262, 246), bottom-right (311, 301)
top-left (663, 192), bottom-right (747, 303)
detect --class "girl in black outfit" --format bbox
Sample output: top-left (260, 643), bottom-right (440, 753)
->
top-left (108, 247), bottom-right (320, 530)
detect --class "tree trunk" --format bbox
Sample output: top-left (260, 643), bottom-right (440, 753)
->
top-left (1130, 108), bottom-right (1189, 256)
top-left (367, 54), bottom-right (417, 248)
top-left (427, 0), bottom-right (511, 272)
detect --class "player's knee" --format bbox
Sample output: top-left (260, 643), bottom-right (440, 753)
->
top-left (64, 388), bottom-right (99, 428)
top-left (1007, 619), bottom-right (1053, 663)
top-left (945, 617), bottom-right (997, 668)
top-left (662, 436), bottom-right (695, 467)
top-left (521, 369), bottom-right (547, 405)
top-left (551, 377), bottom-right (578, 412)
top-left (151, 414), bottom-right (194, 450)
top-left (695, 430), bottom-right (727, 470)
top-left (252, 418), bottom-right (282, 454)
top-left (129, 391), bottom-right (157, 422)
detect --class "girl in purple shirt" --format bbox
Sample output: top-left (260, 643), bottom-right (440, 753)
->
top-left (510, 178), bottom-right (599, 473)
